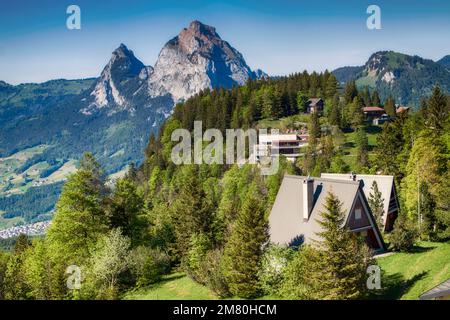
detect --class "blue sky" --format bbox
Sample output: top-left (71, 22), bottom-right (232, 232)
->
top-left (1, 0), bottom-right (449, 84)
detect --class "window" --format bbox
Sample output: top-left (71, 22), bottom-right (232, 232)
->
top-left (355, 208), bottom-right (362, 220)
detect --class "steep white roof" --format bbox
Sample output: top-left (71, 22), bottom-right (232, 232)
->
top-left (320, 173), bottom-right (396, 224)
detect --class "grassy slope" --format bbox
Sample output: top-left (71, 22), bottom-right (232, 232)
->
top-left (122, 273), bottom-right (216, 300)
top-left (342, 125), bottom-right (381, 169)
top-left (375, 241), bottom-right (450, 300)
top-left (123, 242), bottom-right (450, 300)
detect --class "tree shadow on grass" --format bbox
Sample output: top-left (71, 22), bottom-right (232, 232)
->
top-left (408, 244), bottom-right (436, 254)
top-left (365, 126), bottom-right (382, 134)
top-left (343, 142), bottom-right (355, 149)
top-left (369, 271), bottom-right (428, 300)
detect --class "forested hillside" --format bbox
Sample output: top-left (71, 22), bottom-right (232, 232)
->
top-left (0, 71), bottom-right (448, 300)
top-left (333, 51), bottom-right (450, 107)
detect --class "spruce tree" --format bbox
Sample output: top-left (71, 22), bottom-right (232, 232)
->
top-left (349, 96), bottom-right (364, 129)
top-left (47, 153), bottom-right (109, 265)
top-left (325, 74), bottom-right (338, 99)
top-left (374, 121), bottom-right (404, 179)
top-left (3, 235), bottom-right (30, 299)
top-left (419, 182), bottom-right (436, 240)
top-left (13, 234), bottom-right (30, 254)
top-left (329, 94), bottom-right (341, 126)
top-left (315, 191), bottom-right (374, 299)
top-left (107, 178), bottom-right (145, 246)
top-left (368, 181), bottom-right (385, 231)
top-left (384, 96), bottom-right (396, 117)
top-left (296, 91), bottom-right (308, 113)
top-left (308, 111), bottom-right (321, 144)
top-left (425, 86), bottom-right (448, 133)
top-left (361, 86), bottom-right (372, 106)
top-left (372, 90), bottom-right (381, 106)
top-left (344, 80), bottom-right (358, 104)
top-left (171, 166), bottom-right (214, 263)
top-left (223, 183), bottom-right (268, 298)
top-left (355, 126), bottom-right (369, 170)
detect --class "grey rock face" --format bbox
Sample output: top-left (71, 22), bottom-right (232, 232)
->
top-left (84, 21), bottom-right (264, 114)
top-left (84, 44), bottom-right (149, 115)
top-left (148, 20), bottom-right (258, 102)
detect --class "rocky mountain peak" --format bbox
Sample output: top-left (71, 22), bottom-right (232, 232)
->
top-left (84, 44), bottom-right (147, 114)
top-left (186, 20), bottom-right (218, 38)
top-left (83, 21), bottom-right (265, 114)
top-left (148, 20), bottom-right (259, 102)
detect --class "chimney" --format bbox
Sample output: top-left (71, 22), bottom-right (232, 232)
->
top-left (302, 177), bottom-right (314, 221)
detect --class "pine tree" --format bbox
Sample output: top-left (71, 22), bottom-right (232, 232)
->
top-left (144, 133), bottom-right (156, 159)
top-left (223, 183), bottom-right (269, 298)
top-left (368, 181), bottom-right (384, 231)
top-left (0, 251), bottom-right (8, 300)
top-left (3, 252), bottom-right (29, 299)
top-left (389, 213), bottom-right (417, 252)
top-left (231, 91), bottom-right (243, 128)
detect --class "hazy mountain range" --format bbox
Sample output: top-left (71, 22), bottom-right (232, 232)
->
top-left (0, 20), bottom-right (449, 229)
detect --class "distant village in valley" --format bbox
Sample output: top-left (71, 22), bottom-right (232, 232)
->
top-left (0, 221), bottom-right (50, 239)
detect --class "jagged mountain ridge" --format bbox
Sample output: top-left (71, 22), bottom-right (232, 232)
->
top-left (0, 21), bottom-right (265, 225)
top-left (86, 20), bottom-right (263, 114)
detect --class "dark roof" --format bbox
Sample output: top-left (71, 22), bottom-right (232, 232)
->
top-left (269, 175), bottom-right (360, 246)
top-left (420, 279), bottom-right (450, 300)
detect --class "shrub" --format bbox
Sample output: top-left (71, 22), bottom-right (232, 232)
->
top-left (198, 249), bottom-right (230, 298)
top-left (129, 246), bottom-right (171, 287)
top-left (388, 214), bottom-right (418, 252)
top-left (258, 245), bottom-right (295, 296)
top-left (279, 245), bottom-right (324, 299)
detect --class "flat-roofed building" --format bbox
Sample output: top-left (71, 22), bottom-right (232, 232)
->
top-left (256, 133), bottom-right (308, 162)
